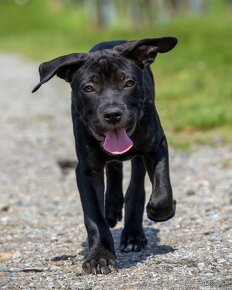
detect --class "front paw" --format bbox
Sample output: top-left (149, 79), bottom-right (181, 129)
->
top-left (147, 199), bottom-right (176, 222)
top-left (119, 228), bottom-right (147, 252)
top-left (82, 246), bottom-right (117, 275)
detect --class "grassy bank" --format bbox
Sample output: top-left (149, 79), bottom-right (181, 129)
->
top-left (1, 0), bottom-right (232, 149)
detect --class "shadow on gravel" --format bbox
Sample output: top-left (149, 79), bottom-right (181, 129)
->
top-left (114, 227), bottom-right (176, 270)
top-left (57, 159), bottom-right (77, 175)
top-left (79, 226), bottom-right (175, 270)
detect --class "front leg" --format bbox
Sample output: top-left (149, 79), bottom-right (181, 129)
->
top-left (144, 136), bottom-right (176, 222)
top-left (105, 161), bottom-right (124, 228)
top-left (76, 163), bottom-right (117, 274)
top-left (120, 156), bottom-right (147, 252)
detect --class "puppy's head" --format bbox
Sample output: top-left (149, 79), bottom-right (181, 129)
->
top-left (32, 37), bottom-right (177, 155)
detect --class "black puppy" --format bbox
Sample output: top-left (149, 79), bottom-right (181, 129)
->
top-left (32, 37), bottom-right (177, 275)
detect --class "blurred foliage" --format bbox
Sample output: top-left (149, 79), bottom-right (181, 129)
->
top-left (0, 0), bottom-right (232, 149)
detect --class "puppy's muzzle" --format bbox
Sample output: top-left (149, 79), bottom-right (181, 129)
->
top-left (103, 107), bottom-right (123, 125)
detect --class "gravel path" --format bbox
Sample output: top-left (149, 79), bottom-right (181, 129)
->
top-left (0, 54), bottom-right (232, 289)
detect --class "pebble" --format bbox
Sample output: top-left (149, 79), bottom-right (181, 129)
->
top-left (197, 263), bottom-right (205, 271)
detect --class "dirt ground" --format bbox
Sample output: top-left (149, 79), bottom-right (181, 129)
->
top-left (0, 54), bottom-right (232, 289)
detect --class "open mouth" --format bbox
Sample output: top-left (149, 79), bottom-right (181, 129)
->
top-left (89, 125), bottom-right (136, 155)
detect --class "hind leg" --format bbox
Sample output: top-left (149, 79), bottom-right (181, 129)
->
top-left (120, 156), bottom-right (147, 252)
top-left (105, 161), bottom-right (124, 228)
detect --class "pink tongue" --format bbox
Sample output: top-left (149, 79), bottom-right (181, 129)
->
top-left (103, 128), bottom-right (133, 154)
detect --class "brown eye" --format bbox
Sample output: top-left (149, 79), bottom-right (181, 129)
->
top-left (125, 80), bottom-right (135, 88)
top-left (83, 85), bottom-right (94, 93)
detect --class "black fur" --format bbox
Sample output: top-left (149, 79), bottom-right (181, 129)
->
top-left (32, 37), bottom-right (178, 275)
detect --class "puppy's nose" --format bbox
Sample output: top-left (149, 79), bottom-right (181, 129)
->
top-left (103, 108), bottom-right (123, 124)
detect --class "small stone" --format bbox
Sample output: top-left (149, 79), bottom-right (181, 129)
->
top-left (197, 262), bottom-right (205, 270)
top-left (204, 272), bottom-right (214, 277)
top-left (0, 205), bottom-right (10, 212)
top-left (186, 189), bottom-right (196, 196)
top-left (217, 259), bottom-right (226, 264)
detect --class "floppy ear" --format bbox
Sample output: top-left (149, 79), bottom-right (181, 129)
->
top-left (113, 37), bottom-right (178, 68)
top-left (32, 53), bottom-right (88, 93)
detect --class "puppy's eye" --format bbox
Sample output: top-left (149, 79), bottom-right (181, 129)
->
top-left (125, 80), bottom-right (135, 88)
top-left (83, 85), bottom-right (94, 93)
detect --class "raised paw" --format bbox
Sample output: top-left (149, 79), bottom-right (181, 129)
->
top-left (119, 228), bottom-right (147, 252)
top-left (146, 199), bottom-right (176, 222)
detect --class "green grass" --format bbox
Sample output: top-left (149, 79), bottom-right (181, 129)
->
top-left (1, 0), bottom-right (232, 149)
